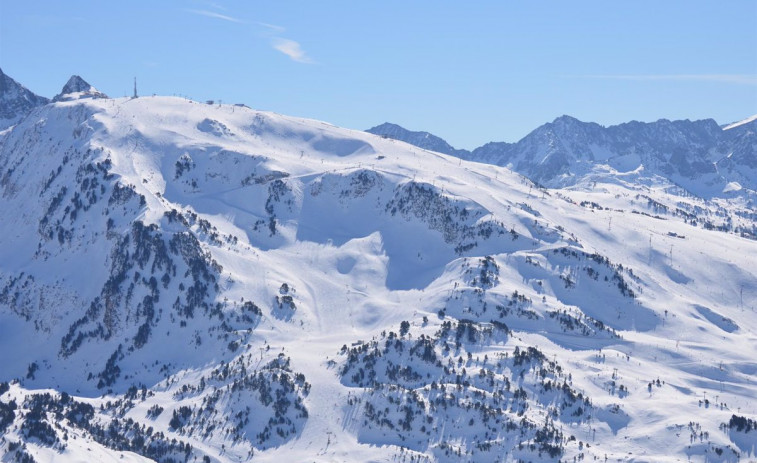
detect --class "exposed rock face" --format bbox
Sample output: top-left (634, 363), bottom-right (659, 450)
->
top-left (52, 75), bottom-right (108, 102)
top-left (0, 68), bottom-right (49, 127)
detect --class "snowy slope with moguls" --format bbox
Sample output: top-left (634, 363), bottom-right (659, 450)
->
top-left (0, 77), bottom-right (756, 462)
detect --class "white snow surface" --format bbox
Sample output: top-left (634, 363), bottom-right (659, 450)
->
top-left (0, 96), bottom-right (755, 462)
top-left (723, 114), bottom-right (757, 131)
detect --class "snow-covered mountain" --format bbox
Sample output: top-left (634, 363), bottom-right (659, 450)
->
top-left (366, 122), bottom-right (470, 158)
top-left (716, 117), bottom-right (757, 193)
top-left (52, 75), bottom-right (108, 102)
top-left (470, 115), bottom-right (757, 196)
top-left (1, 73), bottom-right (756, 463)
top-left (370, 116), bottom-right (757, 198)
top-left (0, 68), bottom-right (49, 130)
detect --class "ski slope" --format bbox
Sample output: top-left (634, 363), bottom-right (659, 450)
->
top-left (0, 94), bottom-right (755, 462)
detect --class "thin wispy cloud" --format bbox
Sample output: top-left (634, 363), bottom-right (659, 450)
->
top-left (186, 9), bottom-right (243, 23)
top-left (184, 6), bottom-right (313, 64)
top-left (257, 22), bottom-right (286, 33)
top-left (581, 74), bottom-right (757, 85)
top-left (205, 2), bottom-right (228, 11)
top-left (272, 38), bottom-right (314, 64)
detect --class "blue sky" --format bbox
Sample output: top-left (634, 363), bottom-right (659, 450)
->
top-left (1, 1), bottom-right (756, 148)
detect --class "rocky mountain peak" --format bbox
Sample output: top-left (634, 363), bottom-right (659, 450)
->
top-left (53, 75), bottom-right (108, 102)
top-left (551, 114), bottom-right (584, 126)
top-left (0, 67), bottom-right (50, 125)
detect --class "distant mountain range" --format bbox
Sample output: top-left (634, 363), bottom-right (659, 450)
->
top-left (368, 113), bottom-right (757, 196)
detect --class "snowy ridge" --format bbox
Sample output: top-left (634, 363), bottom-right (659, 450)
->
top-left (723, 115), bottom-right (757, 131)
top-left (366, 122), bottom-right (471, 158)
top-left (0, 90), bottom-right (755, 462)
